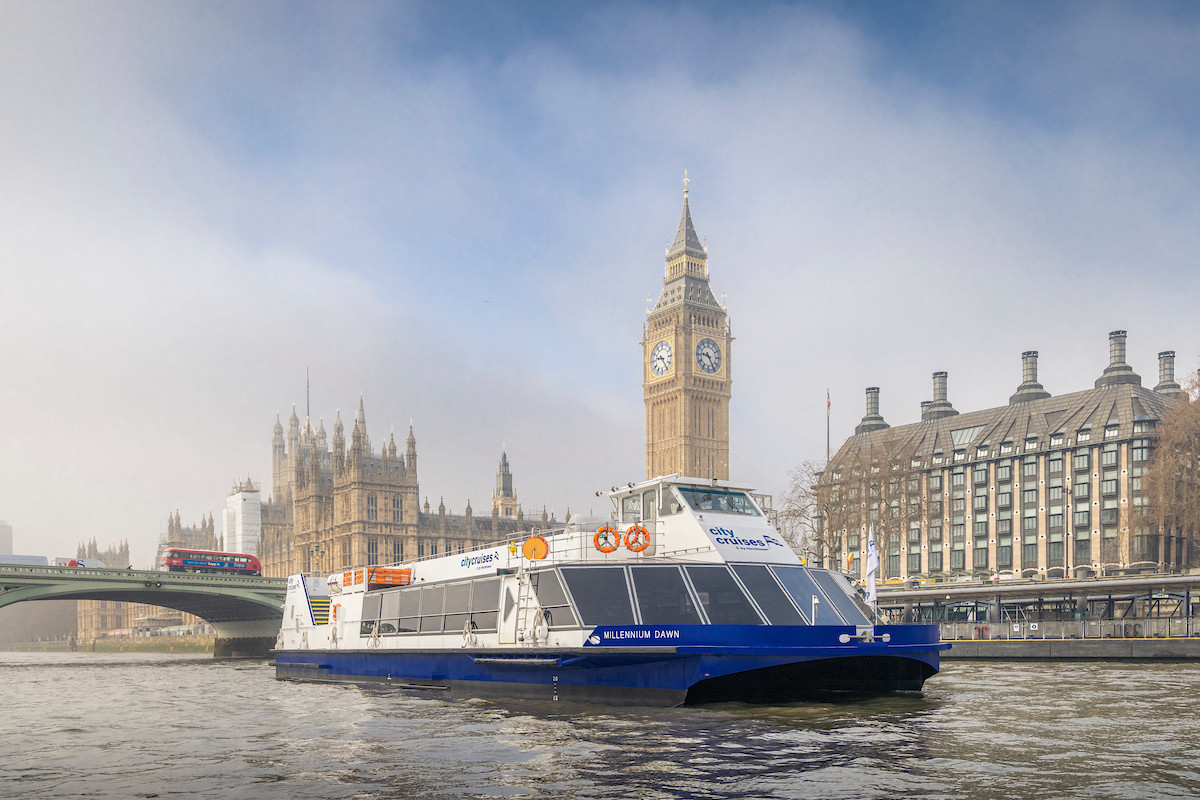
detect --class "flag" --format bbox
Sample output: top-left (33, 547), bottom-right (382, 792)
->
top-left (865, 527), bottom-right (879, 607)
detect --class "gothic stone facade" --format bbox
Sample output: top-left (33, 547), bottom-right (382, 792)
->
top-left (818, 332), bottom-right (1187, 581)
top-left (259, 401), bottom-right (546, 578)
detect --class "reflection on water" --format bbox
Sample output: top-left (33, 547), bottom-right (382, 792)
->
top-left (2, 653), bottom-right (1200, 799)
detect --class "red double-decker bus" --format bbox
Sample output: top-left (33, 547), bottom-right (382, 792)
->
top-left (160, 548), bottom-right (262, 576)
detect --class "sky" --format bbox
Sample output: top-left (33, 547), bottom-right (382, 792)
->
top-left (1, 1), bottom-right (1198, 567)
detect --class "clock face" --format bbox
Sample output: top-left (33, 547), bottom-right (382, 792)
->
top-left (650, 340), bottom-right (673, 376)
top-left (695, 338), bottom-right (722, 374)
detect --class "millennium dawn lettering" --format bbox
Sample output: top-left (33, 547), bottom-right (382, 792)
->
top-left (601, 629), bottom-right (681, 640)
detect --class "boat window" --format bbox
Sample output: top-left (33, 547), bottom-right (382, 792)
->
top-left (380, 589), bottom-right (400, 620)
top-left (377, 622), bottom-right (397, 634)
top-left (470, 577), bottom-right (501, 632)
top-left (809, 570), bottom-right (872, 625)
top-left (676, 487), bottom-right (761, 516)
top-left (630, 566), bottom-right (703, 625)
top-left (396, 617), bottom-right (418, 634)
top-left (660, 487), bottom-right (683, 516)
top-left (731, 564), bottom-right (805, 625)
top-left (443, 581), bottom-right (472, 614)
top-left (621, 495), bottom-right (641, 523)
top-left (559, 567), bottom-right (636, 626)
top-left (684, 566), bottom-right (764, 625)
top-left (419, 586), bottom-right (445, 633)
top-left (360, 620), bottom-right (376, 636)
top-left (361, 593), bottom-right (382, 621)
top-left (642, 491), bottom-right (657, 521)
top-left (502, 586), bottom-right (516, 621)
top-left (398, 587), bottom-right (420, 618)
top-left (531, 570), bottom-right (576, 628)
top-left (771, 566), bottom-right (845, 625)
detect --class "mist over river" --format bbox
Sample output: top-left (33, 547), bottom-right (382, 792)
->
top-left (3, 652), bottom-right (1199, 799)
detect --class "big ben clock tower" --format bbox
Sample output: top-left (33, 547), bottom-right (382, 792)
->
top-left (643, 173), bottom-right (731, 480)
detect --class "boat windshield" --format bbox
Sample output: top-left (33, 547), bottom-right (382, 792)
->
top-left (675, 487), bottom-right (761, 516)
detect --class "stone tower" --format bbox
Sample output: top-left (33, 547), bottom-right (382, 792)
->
top-left (491, 450), bottom-right (519, 517)
top-left (643, 174), bottom-right (732, 480)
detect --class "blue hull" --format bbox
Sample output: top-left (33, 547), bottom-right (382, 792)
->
top-left (275, 624), bottom-right (946, 706)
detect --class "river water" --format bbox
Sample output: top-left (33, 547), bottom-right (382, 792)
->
top-left (3, 653), bottom-right (1199, 799)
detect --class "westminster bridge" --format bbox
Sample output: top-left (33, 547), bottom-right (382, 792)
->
top-left (0, 564), bottom-right (286, 657)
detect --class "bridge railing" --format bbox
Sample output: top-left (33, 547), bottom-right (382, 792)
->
top-left (941, 617), bottom-right (1200, 640)
top-left (0, 564), bottom-right (285, 588)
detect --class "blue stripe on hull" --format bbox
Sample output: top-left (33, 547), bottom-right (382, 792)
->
top-left (275, 624), bottom-right (945, 706)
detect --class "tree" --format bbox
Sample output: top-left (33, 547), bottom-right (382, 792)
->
top-left (1139, 376), bottom-right (1200, 568)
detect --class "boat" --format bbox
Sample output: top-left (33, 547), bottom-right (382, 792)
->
top-left (274, 475), bottom-right (948, 706)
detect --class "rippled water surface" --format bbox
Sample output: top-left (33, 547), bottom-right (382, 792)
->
top-left (3, 653), bottom-right (1200, 799)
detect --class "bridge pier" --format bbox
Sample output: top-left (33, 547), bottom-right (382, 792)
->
top-left (214, 636), bottom-right (275, 659)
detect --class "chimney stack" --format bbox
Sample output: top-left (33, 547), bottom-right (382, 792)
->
top-left (1009, 350), bottom-right (1051, 404)
top-left (1095, 330), bottom-right (1141, 388)
top-left (855, 386), bottom-right (890, 434)
top-left (1155, 350), bottom-right (1184, 399)
top-left (925, 372), bottom-right (959, 420)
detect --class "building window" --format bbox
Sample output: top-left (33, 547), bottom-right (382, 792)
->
top-left (1077, 428), bottom-right (1091, 442)
top-left (997, 537), bottom-right (1013, 569)
top-left (973, 494), bottom-right (988, 511)
top-left (973, 521), bottom-right (988, 536)
top-left (1101, 479), bottom-right (1118, 496)
top-left (908, 552), bottom-right (922, 573)
top-left (1074, 450), bottom-right (1090, 471)
top-left (367, 538), bottom-right (378, 563)
top-left (997, 518), bottom-right (1012, 535)
top-left (1023, 540), bottom-right (1038, 565)
top-left (1104, 425), bottom-right (1119, 439)
top-left (908, 522), bottom-right (922, 542)
top-left (1074, 482), bottom-right (1090, 499)
top-left (1001, 441), bottom-right (1013, 455)
top-left (907, 477), bottom-right (920, 493)
top-left (976, 446), bottom-right (989, 459)
top-left (928, 550), bottom-right (943, 572)
top-left (1023, 516), bottom-right (1039, 532)
top-left (888, 553), bottom-right (901, 574)
top-left (367, 493), bottom-right (378, 522)
top-left (1133, 421), bottom-right (1155, 434)
top-left (973, 547), bottom-right (989, 569)
top-left (1074, 535), bottom-right (1091, 563)
top-left (997, 492), bottom-right (1012, 509)
top-left (418, 540), bottom-right (425, 558)
top-left (974, 467), bottom-right (988, 485)
top-left (997, 461), bottom-right (1012, 482)
top-left (952, 497), bottom-right (966, 513)
top-left (1132, 440), bottom-right (1151, 462)
top-left (393, 540), bottom-right (402, 563)
top-left (929, 474), bottom-right (943, 491)
top-left (1022, 458), bottom-right (1038, 477)
top-left (1022, 489), bottom-right (1038, 506)
top-left (392, 496), bottom-right (402, 523)
top-left (1048, 455), bottom-right (1063, 475)
top-left (341, 538), bottom-right (351, 569)
top-left (1048, 513), bottom-right (1063, 530)
top-left (952, 469), bottom-right (965, 487)
top-left (1048, 485), bottom-right (1063, 501)
top-left (1101, 446), bottom-right (1118, 467)
top-left (950, 548), bottom-right (965, 571)
top-left (1051, 434), bottom-right (1064, 447)
top-left (928, 524), bottom-right (943, 542)
top-left (1074, 510), bottom-right (1090, 528)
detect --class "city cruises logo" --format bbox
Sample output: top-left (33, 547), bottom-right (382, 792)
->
top-left (461, 551), bottom-right (500, 570)
top-left (710, 527), bottom-right (785, 551)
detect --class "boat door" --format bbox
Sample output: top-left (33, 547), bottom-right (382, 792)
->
top-left (498, 573), bottom-right (521, 644)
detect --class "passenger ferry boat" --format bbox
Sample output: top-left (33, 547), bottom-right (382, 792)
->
top-left (275, 476), bottom-right (947, 706)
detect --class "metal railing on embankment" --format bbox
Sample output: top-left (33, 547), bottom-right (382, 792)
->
top-left (941, 617), bottom-right (1200, 641)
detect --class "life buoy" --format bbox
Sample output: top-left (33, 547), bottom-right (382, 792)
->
top-left (594, 526), bottom-right (619, 553)
top-left (625, 524), bottom-right (650, 553)
top-left (332, 604), bottom-right (338, 621)
top-left (522, 535), bottom-right (549, 560)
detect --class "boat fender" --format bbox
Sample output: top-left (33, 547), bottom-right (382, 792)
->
top-left (625, 524), bottom-right (650, 553)
top-left (533, 610), bottom-right (550, 642)
top-left (594, 526), bottom-right (619, 554)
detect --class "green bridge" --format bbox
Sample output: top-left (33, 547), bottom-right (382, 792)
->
top-left (0, 564), bottom-right (287, 657)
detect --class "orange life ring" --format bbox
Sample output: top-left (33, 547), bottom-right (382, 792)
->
top-left (332, 604), bottom-right (338, 622)
top-left (594, 526), bottom-right (619, 553)
top-left (625, 524), bottom-right (650, 553)
top-left (522, 535), bottom-right (549, 560)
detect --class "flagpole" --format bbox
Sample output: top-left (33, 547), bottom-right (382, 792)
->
top-left (826, 388), bottom-right (831, 466)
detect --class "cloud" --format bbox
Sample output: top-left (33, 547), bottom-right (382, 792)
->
top-left (0, 3), bottom-right (1197, 565)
